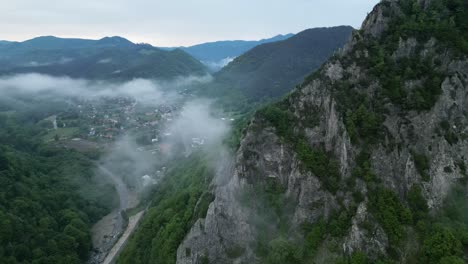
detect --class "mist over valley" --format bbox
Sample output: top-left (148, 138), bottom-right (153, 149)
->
top-left (1, 1), bottom-right (467, 264)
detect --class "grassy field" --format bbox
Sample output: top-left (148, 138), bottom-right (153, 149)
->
top-left (42, 127), bottom-right (80, 142)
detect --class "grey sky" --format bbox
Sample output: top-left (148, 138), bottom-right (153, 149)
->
top-left (1, 0), bottom-right (379, 46)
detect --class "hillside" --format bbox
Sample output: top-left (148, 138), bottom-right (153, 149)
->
top-left (0, 105), bottom-right (117, 263)
top-left (177, 0), bottom-right (468, 263)
top-left (0, 41), bottom-right (13, 46)
top-left (0, 36), bottom-right (208, 80)
top-left (170, 34), bottom-right (294, 71)
top-left (203, 26), bottom-right (353, 111)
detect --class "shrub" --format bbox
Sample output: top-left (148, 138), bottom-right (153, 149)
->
top-left (257, 104), bottom-right (294, 140)
top-left (407, 185), bottom-right (428, 222)
top-left (368, 188), bottom-right (413, 244)
top-left (300, 220), bottom-right (326, 259)
top-left (295, 140), bottom-right (341, 193)
top-left (266, 237), bottom-right (301, 264)
top-left (352, 150), bottom-right (377, 184)
top-left (423, 227), bottom-right (463, 263)
top-left (345, 104), bottom-right (382, 144)
top-left (350, 252), bottom-right (369, 264)
top-left (412, 152), bottom-right (430, 181)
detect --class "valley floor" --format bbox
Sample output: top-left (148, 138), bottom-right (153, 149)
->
top-left (89, 164), bottom-right (139, 264)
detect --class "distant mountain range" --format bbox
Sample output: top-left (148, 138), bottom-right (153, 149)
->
top-left (0, 40), bottom-right (12, 46)
top-left (0, 29), bottom-right (350, 84)
top-left (200, 26), bottom-right (354, 110)
top-left (162, 34), bottom-right (294, 71)
top-left (0, 36), bottom-right (208, 80)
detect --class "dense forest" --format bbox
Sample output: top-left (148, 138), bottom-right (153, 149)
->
top-left (118, 153), bottom-right (215, 264)
top-left (0, 106), bottom-right (115, 263)
top-left (0, 36), bottom-right (208, 80)
top-left (195, 26), bottom-right (353, 113)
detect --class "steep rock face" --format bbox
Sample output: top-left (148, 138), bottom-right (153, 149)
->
top-left (178, 0), bottom-right (468, 263)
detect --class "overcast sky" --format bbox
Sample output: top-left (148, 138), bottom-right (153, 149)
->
top-left (1, 0), bottom-right (379, 47)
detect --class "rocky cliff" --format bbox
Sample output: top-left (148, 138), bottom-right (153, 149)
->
top-left (177, 0), bottom-right (468, 263)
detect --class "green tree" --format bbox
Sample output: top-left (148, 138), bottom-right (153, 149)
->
top-left (423, 227), bottom-right (462, 263)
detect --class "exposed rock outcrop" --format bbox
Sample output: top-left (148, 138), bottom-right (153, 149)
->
top-left (177, 0), bottom-right (468, 263)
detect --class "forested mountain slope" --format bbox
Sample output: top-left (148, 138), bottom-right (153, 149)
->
top-left (168, 34), bottom-right (294, 71)
top-left (0, 36), bottom-right (208, 80)
top-left (178, 0), bottom-right (468, 263)
top-left (201, 26), bottom-right (353, 111)
top-left (0, 109), bottom-right (116, 263)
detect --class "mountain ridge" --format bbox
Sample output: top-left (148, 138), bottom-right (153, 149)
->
top-left (161, 33), bottom-right (295, 71)
top-left (202, 26), bottom-right (354, 111)
top-left (175, 0), bottom-right (468, 263)
top-left (0, 36), bottom-right (209, 80)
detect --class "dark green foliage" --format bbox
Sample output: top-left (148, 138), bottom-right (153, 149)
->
top-left (455, 160), bottom-right (466, 176)
top-left (0, 37), bottom-right (207, 80)
top-left (287, 210), bottom-right (355, 263)
top-left (301, 220), bottom-right (326, 259)
top-left (423, 226), bottom-right (463, 263)
top-left (368, 0), bottom-right (468, 111)
top-left (331, 81), bottom-right (385, 145)
top-left (264, 237), bottom-right (301, 264)
top-left (441, 183), bottom-right (468, 232)
top-left (328, 208), bottom-right (356, 238)
top-left (332, 0), bottom-right (468, 117)
top-left (408, 75), bottom-right (444, 111)
top-left (325, 0), bottom-right (468, 147)
top-left (407, 185), bottom-right (429, 223)
top-left (368, 49), bottom-right (444, 112)
top-left (345, 105), bottom-right (383, 144)
top-left (352, 150), bottom-right (377, 184)
top-left (197, 26), bottom-right (353, 112)
top-left (118, 154), bottom-right (214, 264)
top-left (257, 104), bottom-right (295, 141)
top-left (412, 151), bottom-right (430, 181)
top-left (439, 256), bottom-right (465, 264)
top-left (0, 115), bottom-right (112, 263)
top-left (406, 178), bottom-right (468, 263)
top-left (368, 188), bottom-right (413, 244)
top-left (396, 0), bottom-right (468, 55)
top-left (263, 178), bottom-right (288, 217)
top-left (295, 140), bottom-right (341, 193)
top-left (350, 251), bottom-right (369, 264)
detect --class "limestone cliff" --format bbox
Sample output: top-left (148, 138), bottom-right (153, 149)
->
top-left (177, 0), bottom-right (468, 263)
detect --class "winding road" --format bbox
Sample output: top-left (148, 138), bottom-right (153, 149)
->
top-left (89, 164), bottom-right (140, 264)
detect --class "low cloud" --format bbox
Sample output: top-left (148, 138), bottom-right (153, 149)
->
top-left (0, 73), bottom-right (212, 105)
top-left (97, 58), bottom-right (112, 64)
top-left (0, 72), bottom-right (229, 204)
top-left (203, 57), bottom-right (235, 71)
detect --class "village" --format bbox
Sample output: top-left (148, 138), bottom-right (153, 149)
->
top-left (42, 95), bottom-right (210, 155)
